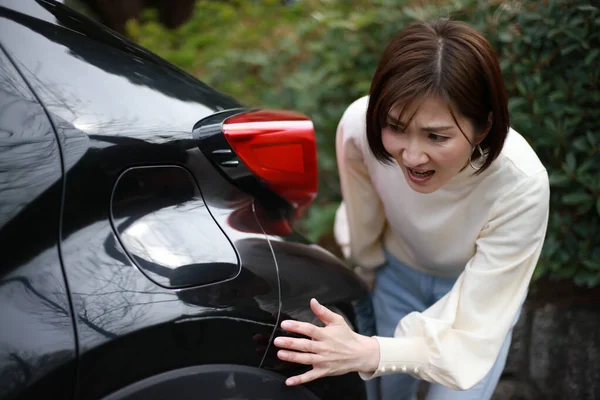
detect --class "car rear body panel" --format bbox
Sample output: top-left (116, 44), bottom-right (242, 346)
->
top-left (257, 222), bottom-right (368, 400)
top-left (0, 31), bottom-right (77, 400)
top-left (0, 1), bottom-right (367, 399)
top-left (0, 2), bottom-right (281, 398)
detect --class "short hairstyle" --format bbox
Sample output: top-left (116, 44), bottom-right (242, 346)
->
top-left (366, 18), bottom-right (509, 174)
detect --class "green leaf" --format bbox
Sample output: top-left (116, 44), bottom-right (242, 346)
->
top-left (572, 137), bottom-right (589, 152)
top-left (555, 264), bottom-right (576, 278)
top-left (542, 237), bottom-right (560, 258)
top-left (533, 265), bottom-right (547, 280)
top-left (584, 48), bottom-right (600, 66)
top-left (577, 158), bottom-right (597, 175)
top-left (544, 117), bottom-right (558, 132)
top-left (565, 153), bottom-right (577, 172)
top-left (521, 12), bottom-right (544, 21)
top-left (508, 97), bottom-right (528, 111)
top-left (499, 32), bottom-right (513, 42)
top-left (583, 259), bottom-right (600, 271)
top-left (550, 257), bottom-right (564, 271)
top-left (576, 201), bottom-right (594, 216)
top-left (573, 271), bottom-right (600, 288)
top-left (549, 173), bottom-right (571, 187)
top-left (576, 5), bottom-right (598, 13)
top-left (548, 91), bottom-right (566, 102)
top-left (560, 44), bottom-right (580, 56)
top-left (561, 192), bottom-right (593, 205)
top-left (516, 81), bottom-right (528, 96)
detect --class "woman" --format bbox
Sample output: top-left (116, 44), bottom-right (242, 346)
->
top-left (273, 18), bottom-right (550, 400)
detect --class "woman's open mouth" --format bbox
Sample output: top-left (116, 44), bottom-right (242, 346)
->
top-left (407, 167), bottom-right (435, 183)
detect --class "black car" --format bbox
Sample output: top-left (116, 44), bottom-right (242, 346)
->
top-left (0, 1), bottom-right (368, 399)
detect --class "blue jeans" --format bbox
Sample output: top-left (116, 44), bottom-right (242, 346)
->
top-left (353, 252), bottom-right (521, 400)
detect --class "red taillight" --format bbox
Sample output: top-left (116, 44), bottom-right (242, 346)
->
top-left (222, 110), bottom-right (318, 216)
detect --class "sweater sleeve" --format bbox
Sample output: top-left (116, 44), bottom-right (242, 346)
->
top-left (360, 170), bottom-right (550, 390)
top-left (333, 97), bottom-right (387, 279)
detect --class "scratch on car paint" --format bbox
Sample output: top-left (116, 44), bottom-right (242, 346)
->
top-left (253, 200), bottom-right (283, 369)
top-left (174, 315), bottom-right (275, 327)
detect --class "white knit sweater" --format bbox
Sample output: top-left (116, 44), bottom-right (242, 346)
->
top-left (334, 96), bottom-right (550, 390)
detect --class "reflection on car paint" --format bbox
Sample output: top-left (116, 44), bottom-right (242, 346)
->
top-left (0, 42), bottom-right (76, 400)
top-left (0, 1), bottom-right (367, 399)
top-left (111, 165), bottom-right (239, 288)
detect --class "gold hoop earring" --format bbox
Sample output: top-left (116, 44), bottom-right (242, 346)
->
top-left (469, 144), bottom-right (484, 170)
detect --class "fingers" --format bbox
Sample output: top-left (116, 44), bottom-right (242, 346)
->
top-left (277, 349), bottom-right (323, 366)
top-left (280, 319), bottom-right (324, 340)
top-left (285, 368), bottom-right (327, 386)
top-left (274, 336), bottom-right (323, 354)
top-left (278, 299), bottom-right (345, 338)
top-left (310, 298), bottom-right (343, 326)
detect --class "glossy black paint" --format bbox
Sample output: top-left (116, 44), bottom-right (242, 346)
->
top-left (0, 1), bottom-right (367, 399)
top-left (0, 37), bottom-right (76, 399)
top-left (103, 365), bottom-right (320, 400)
top-left (259, 217), bottom-right (369, 400)
top-left (111, 165), bottom-right (240, 288)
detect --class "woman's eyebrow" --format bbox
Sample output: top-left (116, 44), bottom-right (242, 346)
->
top-left (422, 125), bottom-right (455, 132)
top-left (386, 117), bottom-right (455, 133)
top-left (386, 116), bottom-right (404, 126)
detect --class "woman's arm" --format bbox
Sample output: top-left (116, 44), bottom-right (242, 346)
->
top-left (368, 170), bottom-right (550, 390)
top-left (276, 170), bottom-right (550, 390)
top-left (334, 96), bottom-right (387, 281)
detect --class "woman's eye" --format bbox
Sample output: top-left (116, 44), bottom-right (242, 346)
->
top-left (388, 124), bottom-right (405, 133)
top-left (429, 133), bottom-right (448, 142)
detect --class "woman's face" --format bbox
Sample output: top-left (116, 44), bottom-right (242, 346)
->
top-left (381, 96), bottom-right (478, 194)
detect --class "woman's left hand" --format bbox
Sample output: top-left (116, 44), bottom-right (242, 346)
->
top-left (273, 298), bottom-right (381, 386)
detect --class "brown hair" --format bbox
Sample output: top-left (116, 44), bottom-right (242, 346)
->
top-left (366, 18), bottom-right (509, 174)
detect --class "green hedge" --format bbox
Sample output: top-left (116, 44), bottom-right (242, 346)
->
top-left (479, 1), bottom-right (600, 287)
top-left (128, 0), bottom-right (600, 287)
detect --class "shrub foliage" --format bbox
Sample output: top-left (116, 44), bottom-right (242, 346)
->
top-left (128, 0), bottom-right (600, 287)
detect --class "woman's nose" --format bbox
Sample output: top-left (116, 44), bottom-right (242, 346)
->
top-left (401, 138), bottom-right (428, 167)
